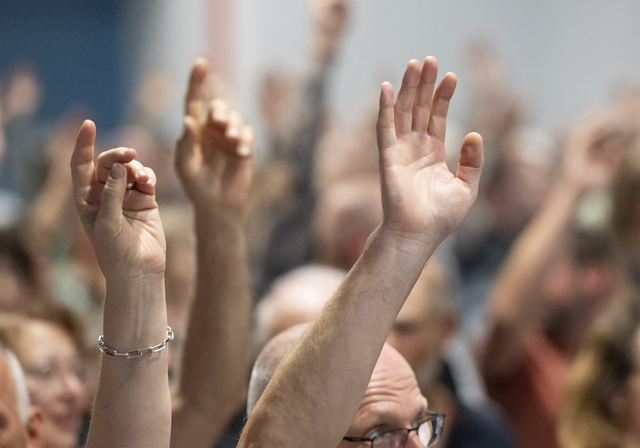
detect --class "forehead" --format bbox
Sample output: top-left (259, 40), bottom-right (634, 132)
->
top-left (15, 321), bottom-right (77, 363)
top-left (348, 346), bottom-right (425, 434)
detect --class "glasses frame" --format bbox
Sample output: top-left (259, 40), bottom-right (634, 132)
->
top-left (342, 409), bottom-right (445, 448)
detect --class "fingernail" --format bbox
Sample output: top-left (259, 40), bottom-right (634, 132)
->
top-left (228, 127), bottom-right (239, 137)
top-left (239, 145), bottom-right (251, 156)
top-left (111, 163), bottom-right (125, 179)
top-left (138, 168), bottom-right (148, 178)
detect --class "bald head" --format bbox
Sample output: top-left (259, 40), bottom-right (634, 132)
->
top-left (254, 265), bottom-right (346, 353)
top-left (248, 323), bottom-right (309, 412)
top-left (248, 325), bottom-right (426, 437)
top-left (343, 344), bottom-right (426, 444)
top-left (312, 176), bottom-right (382, 270)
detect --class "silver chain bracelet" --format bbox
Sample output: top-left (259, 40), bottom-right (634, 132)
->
top-left (98, 326), bottom-right (174, 358)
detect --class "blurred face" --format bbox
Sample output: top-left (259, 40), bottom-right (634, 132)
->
top-left (14, 322), bottom-right (86, 448)
top-left (338, 345), bottom-right (427, 448)
top-left (387, 270), bottom-right (452, 389)
top-left (0, 353), bottom-right (28, 448)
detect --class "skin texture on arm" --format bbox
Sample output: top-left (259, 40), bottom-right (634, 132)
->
top-left (71, 120), bottom-right (171, 448)
top-left (239, 57), bottom-right (483, 448)
top-left (482, 113), bottom-right (626, 381)
top-left (170, 58), bottom-right (254, 448)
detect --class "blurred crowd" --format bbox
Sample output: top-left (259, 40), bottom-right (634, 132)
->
top-left (1, 1), bottom-right (640, 448)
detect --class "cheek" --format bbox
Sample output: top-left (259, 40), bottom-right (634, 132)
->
top-left (25, 379), bottom-right (53, 410)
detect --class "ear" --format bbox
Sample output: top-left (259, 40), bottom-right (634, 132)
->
top-left (25, 405), bottom-right (44, 448)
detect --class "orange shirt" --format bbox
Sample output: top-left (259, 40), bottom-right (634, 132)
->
top-left (487, 330), bottom-right (571, 448)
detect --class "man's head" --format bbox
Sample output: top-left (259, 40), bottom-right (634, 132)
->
top-left (249, 326), bottom-right (436, 448)
top-left (0, 345), bottom-right (43, 448)
top-left (311, 176), bottom-right (382, 271)
top-left (253, 265), bottom-right (346, 355)
top-left (386, 257), bottom-right (457, 390)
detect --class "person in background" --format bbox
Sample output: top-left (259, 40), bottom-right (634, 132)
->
top-left (247, 0), bottom-right (349, 296)
top-left (169, 57), bottom-right (255, 448)
top-left (558, 292), bottom-right (640, 448)
top-left (481, 110), bottom-right (633, 448)
top-left (239, 55), bottom-right (484, 448)
top-left (388, 258), bottom-right (516, 448)
top-left (0, 342), bottom-right (44, 448)
top-left (0, 306), bottom-right (89, 448)
top-left (71, 119), bottom-right (172, 448)
top-left (252, 264), bottom-right (346, 357)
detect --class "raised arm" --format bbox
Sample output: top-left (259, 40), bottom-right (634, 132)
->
top-left (170, 58), bottom-right (254, 448)
top-left (239, 57), bottom-right (483, 448)
top-left (71, 120), bottom-right (170, 448)
top-left (483, 112), bottom-right (625, 381)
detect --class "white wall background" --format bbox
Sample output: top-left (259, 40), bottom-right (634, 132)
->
top-left (238, 0), bottom-right (640, 153)
top-left (125, 0), bottom-right (640, 155)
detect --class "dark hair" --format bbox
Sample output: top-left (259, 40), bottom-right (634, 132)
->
top-left (0, 227), bottom-right (36, 287)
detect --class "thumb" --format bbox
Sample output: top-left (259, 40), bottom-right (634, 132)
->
top-left (96, 163), bottom-right (127, 230)
top-left (456, 132), bottom-right (484, 194)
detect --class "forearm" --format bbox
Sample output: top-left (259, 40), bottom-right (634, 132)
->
top-left (28, 168), bottom-right (72, 248)
top-left (171, 213), bottom-right (251, 448)
top-left (87, 275), bottom-right (171, 448)
top-left (240, 225), bottom-right (436, 448)
top-left (485, 181), bottom-right (583, 376)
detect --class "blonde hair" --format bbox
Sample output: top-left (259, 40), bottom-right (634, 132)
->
top-left (559, 294), bottom-right (640, 448)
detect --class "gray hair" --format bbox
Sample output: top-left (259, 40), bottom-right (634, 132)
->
top-left (0, 344), bottom-right (30, 423)
top-left (253, 265), bottom-right (345, 354)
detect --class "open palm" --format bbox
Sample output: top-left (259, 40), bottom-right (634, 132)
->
top-left (377, 57), bottom-right (484, 246)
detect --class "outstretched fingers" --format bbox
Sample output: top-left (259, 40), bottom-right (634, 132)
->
top-left (185, 58), bottom-right (209, 121)
top-left (393, 59), bottom-right (421, 137)
top-left (412, 57), bottom-right (438, 132)
top-left (70, 120), bottom-right (97, 210)
top-left (426, 72), bottom-right (457, 144)
top-left (175, 116), bottom-right (201, 179)
top-left (239, 125), bottom-right (255, 157)
top-left (455, 132), bottom-right (484, 193)
top-left (377, 82), bottom-right (397, 150)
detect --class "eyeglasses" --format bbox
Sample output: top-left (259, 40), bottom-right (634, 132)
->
top-left (343, 410), bottom-right (445, 448)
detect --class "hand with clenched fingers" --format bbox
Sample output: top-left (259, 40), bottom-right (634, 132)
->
top-left (70, 120), bottom-right (166, 280)
top-left (176, 58), bottom-right (254, 223)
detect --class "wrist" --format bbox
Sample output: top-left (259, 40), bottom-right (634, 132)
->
top-left (370, 224), bottom-right (438, 266)
top-left (554, 178), bottom-right (586, 203)
top-left (101, 264), bottom-right (165, 286)
top-left (103, 276), bottom-right (167, 350)
top-left (195, 206), bottom-right (244, 230)
top-left (195, 210), bottom-right (245, 241)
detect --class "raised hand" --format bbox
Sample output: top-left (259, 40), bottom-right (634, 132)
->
top-left (312, 0), bottom-right (348, 40)
top-left (377, 57), bottom-right (484, 246)
top-left (176, 58), bottom-right (254, 223)
top-left (562, 112), bottom-right (626, 192)
top-left (70, 120), bottom-right (165, 280)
